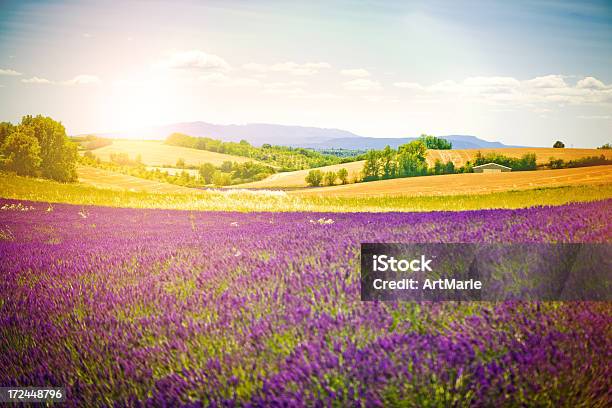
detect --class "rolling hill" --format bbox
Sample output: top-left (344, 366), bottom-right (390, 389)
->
top-left (91, 121), bottom-right (515, 149)
top-left (232, 148), bottom-right (611, 188)
top-left (87, 140), bottom-right (265, 167)
top-left (290, 166), bottom-right (612, 197)
top-left (77, 166), bottom-right (200, 193)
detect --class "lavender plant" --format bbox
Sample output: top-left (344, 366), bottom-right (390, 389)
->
top-left (1, 199), bottom-right (610, 406)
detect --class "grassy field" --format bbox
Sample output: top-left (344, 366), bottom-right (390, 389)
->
top-left (233, 160), bottom-right (365, 188)
top-left (88, 140), bottom-right (265, 167)
top-left (292, 165), bottom-right (612, 197)
top-left (77, 166), bottom-right (198, 193)
top-left (2, 171), bottom-right (611, 212)
top-left (233, 148), bottom-right (611, 188)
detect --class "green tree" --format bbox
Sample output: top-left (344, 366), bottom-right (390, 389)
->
top-left (199, 163), bottom-right (216, 184)
top-left (363, 150), bottom-right (382, 180)
top-left (0, 122), bottom-right (15, 147)
top-left (381, 145), bottom-right (397, 178)
top-left (597, 143), bottom-right (611, 150)
top-left (19, 115), bottom-right (77, 181)
top-left (553, 140), bottom-right (565, 148)
top-left (212, 171), bottom-right (232, 186)
top-left (433, 159), bottom-right (444, 175)
top-left (305, 169), bottom-right (323, 186)
top-left (2, 127), bottom-right (41, 176)
top-left (418, 134), bottom-right (452, 149)
top-left (444, 160), bottom-right (455, 174)
top-left (220, 161), bottom-right (233, 172)
top-left (337, 167), bottom-right (348, 184)
top-left (176, 157), bottom-right (186, 167)
top-left (397, 140), bottom-right (427, 177)
top-left (324, 171), bottom-right (337, 186)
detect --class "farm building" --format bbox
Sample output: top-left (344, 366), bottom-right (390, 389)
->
top-left (473, 163), bottom-right (512, 173)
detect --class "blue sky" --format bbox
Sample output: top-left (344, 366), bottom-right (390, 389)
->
top-left (0, 0), bottom-right (611, 146)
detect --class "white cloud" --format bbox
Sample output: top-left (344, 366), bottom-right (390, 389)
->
top-left (525, 75), bottom-right (567, 89)
top-left (243, 61), bottom-right (331, 76)
top-left (576, 76), bottom-right (608, 90)
top-left (21, 76), bottom-right (53, 84)
top-left (159, 50), bottom-right (230, 71)
top-left (62, 74), bottom-right (101, 85)
top-left (0, 68), bottom-right (21, 76)
top-left (393, 75), bottom-right (612, 107)
top-left (340, 68), bottom-right (371, 77)
top-left (343, 79), bottom-right (382, 91)
top-left (21, 74), bottom-right (101, 85)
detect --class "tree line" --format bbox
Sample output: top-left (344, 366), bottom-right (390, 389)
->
top-left (0, 115), bottom-right (77, 182)
top-left (165, 133), bottom-right (345, 171)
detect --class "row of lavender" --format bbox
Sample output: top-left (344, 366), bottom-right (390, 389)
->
top-left (1, 199), bottom-right (610, 406)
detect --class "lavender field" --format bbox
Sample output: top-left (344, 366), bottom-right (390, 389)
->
top-left (1, 199), bottom-right (611, 406)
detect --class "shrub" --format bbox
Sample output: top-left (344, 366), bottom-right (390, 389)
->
top-left (212, 171), bottom-right (232, 186)
top-left (199, 163), bottom-right (216, 184)
top-left (553, 141), bottom-right (565, 148)
top-left (337, 168), bottom-right (348, 184)
top-left (305, 169), bottom-right (323, 187)
top-left (324, 171), bottom-right (337, 186)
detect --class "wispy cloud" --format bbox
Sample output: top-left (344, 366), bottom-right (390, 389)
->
top-left (0, 68), bottom-right (22, 76)
top-left (243, 62), bottom-right (331, 76)
top-left (340, 68), bottom-right (371, 78)
top-left (62, 74), bottom-right (101, 85)
top-left (21, 76), bottom-right (53, 84)
top-left (21, 74), bottom-right (101, 85)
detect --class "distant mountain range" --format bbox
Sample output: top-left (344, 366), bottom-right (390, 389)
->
top-left (94, 121), bottom-right (522, 150)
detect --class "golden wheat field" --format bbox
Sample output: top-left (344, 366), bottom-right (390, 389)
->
top-left (232, 148), bottom-right (611, 188)
top-left (290, 165), bottom-right (612, 197)
top-left (426, 147), bottom-right (612, 167)
top-left (87, 140), bottom-right (262, 167)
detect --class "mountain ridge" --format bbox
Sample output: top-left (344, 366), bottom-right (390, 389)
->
top-left (91, 121), bottom-right (524, 149)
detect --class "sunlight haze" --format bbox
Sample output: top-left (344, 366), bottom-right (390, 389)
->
top-left (0, 0), bottom-right (611, 147)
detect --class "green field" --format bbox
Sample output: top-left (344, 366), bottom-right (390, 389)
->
top-left (2, 171), bottom-right (612, 212)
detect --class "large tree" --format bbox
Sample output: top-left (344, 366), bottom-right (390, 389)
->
top-left (397, 140), bottom-right (427, 177)
top-left (19, 115), bottom-right (77, 181)
top-left (2, 127), bottom-right (41, 176)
